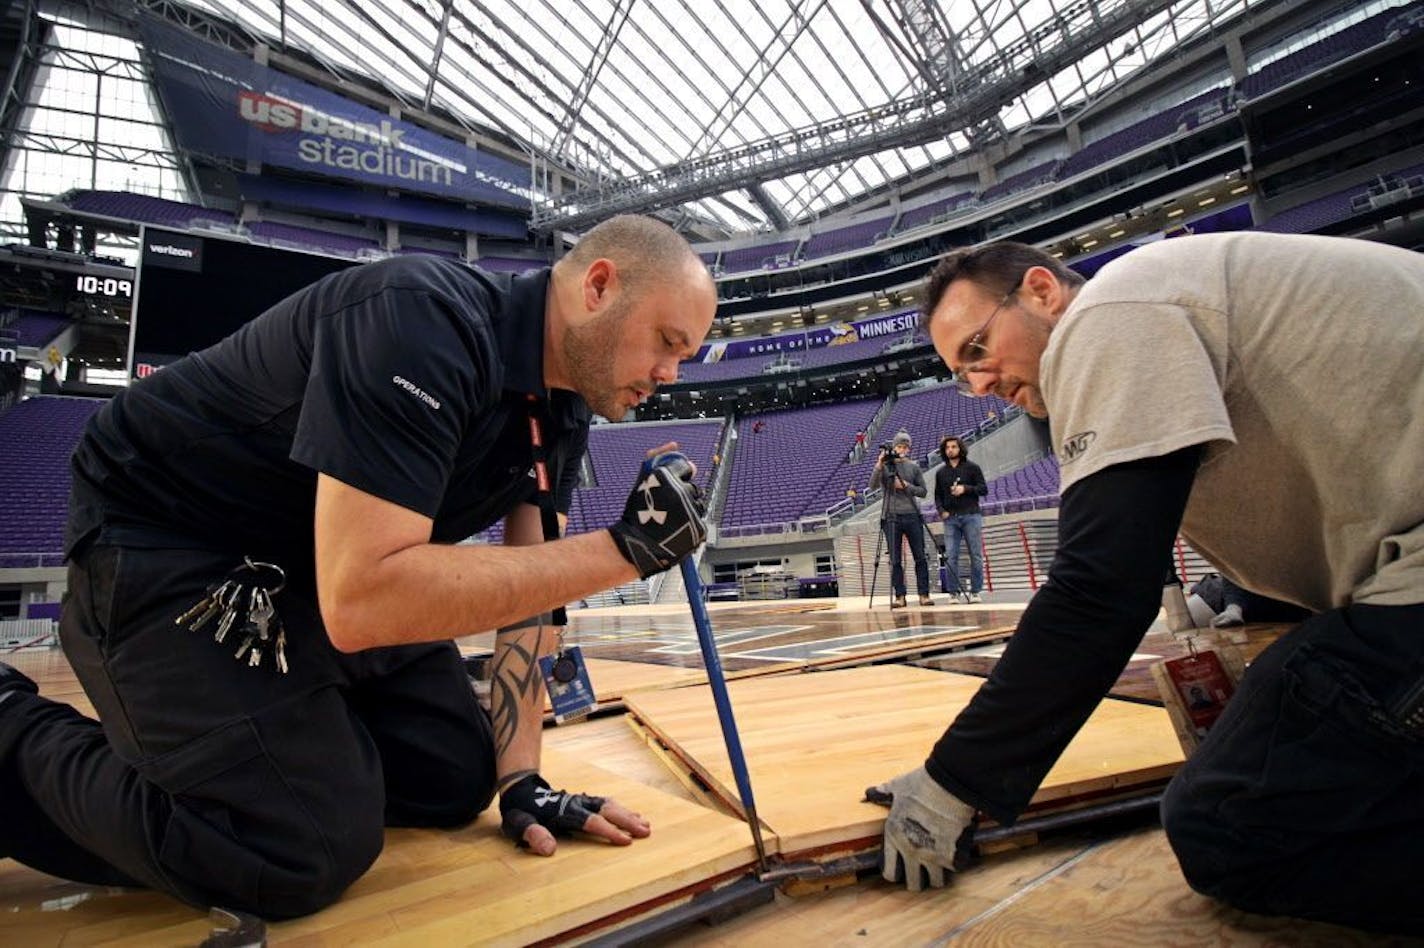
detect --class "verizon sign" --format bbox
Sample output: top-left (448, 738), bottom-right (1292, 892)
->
top-left (143, 231), bottom-right (203, 272)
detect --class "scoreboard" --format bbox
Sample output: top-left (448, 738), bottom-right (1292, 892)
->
top-left (0, 243), bottom-right (135, 314)
top-left (74, 273), bottom-right (134, 300)
top-left (131, 226), bottom-right (360, 378)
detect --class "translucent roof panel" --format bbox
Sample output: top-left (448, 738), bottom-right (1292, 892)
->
top-left (0, 14), bottom-right (188, 254)
top-left (167, 0), bottom-right (1278, 230)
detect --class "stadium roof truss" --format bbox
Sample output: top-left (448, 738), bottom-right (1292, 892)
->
top-left (167, 0), bottom-right (1266, 233)
top-left (4, 0), bottom-right (1289, 240)
top-left (130, 0), bottom-right (1275, 234)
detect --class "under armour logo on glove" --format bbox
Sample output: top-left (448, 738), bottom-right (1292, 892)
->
top-left (609, 452), bottom-right (708, 579)
top-left (636, 476), bottom-right (668, 525)
top-left (500, 773), bottom-right (607, 845)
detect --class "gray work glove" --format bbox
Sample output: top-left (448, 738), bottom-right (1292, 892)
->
top-left (865, 766), bottom-right (977, 891)
top-left (608, 453), bottom-right (707, 578)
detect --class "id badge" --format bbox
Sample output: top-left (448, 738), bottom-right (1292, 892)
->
top-left (539, 645), bottom-right (596, 724)
top-left (1163, 650), bottom-right (1235, 739)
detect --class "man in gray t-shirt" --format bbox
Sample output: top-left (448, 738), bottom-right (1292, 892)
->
top-left (864, 233), bottom-right (1423, 936)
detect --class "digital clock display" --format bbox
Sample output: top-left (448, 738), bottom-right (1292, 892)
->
top-left (75, 274), bottom-right (133, 298)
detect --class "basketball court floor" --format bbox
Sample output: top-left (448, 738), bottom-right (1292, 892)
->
top-left (1, 595), bottom-right (1373, 946)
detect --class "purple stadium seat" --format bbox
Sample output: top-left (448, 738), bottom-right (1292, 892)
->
top-left (1256, 188), bottom-right (1358, 234)
top-left (896, 191), bottom-right (976, 233)
top-left (474, 256), bottom-right (547, 273)
top-left (981, 456), bottom-right (1061, 515)
top-left (246, 221), bottom-right (379, 256)
top-left (65, 190), bottom-right (233, 228)
top-left (800, 216), bottom-right (894, 260)
top-left (720, 399), bottom-right (883, 529)
top-left (0, 396), bottom-right (104, 567)
top-left (979, 160), bottom-right (1062, 204)
top-left (1, 309), bottom-right (69, 348)
top-left (1239, 7), bottom-right (1406, 100)
top-left (1059, 88), bottom-right (1231, 180)
top-left (719, 239), bottom-right (802, 275)
top-left (815, 386), bottom-right (1018, 524)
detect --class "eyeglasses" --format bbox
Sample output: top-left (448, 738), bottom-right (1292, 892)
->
top-left (951, 277), bottom-right (1022, 395)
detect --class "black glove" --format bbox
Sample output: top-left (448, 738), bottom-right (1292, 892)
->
top-left (608, 453), bottom-right (707, 578)
top-left (500, 773), bottom-right (606, 845)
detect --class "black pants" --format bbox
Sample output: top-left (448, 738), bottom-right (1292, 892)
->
top-left (0, 544), bottom-right (496, 919)
top-left (1160, 602), bottom-right (1424, 935)
top-left (883, 513), bottom-right (929, 598)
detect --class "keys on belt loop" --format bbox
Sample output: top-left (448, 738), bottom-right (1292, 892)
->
top-left (175, 557), bottom-right (289, 674)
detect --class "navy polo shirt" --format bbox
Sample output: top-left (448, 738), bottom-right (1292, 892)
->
top-left (68, 256), bottom-right (589, 570)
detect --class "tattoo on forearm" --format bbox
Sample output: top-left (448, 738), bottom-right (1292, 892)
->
top-left (491, 638), bottom-right (542, 758)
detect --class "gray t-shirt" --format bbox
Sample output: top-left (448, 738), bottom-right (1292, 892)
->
top-left (1041, 232), bottom-right (1424, 610)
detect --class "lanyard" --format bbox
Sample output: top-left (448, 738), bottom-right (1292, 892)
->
top-left (525, 394), bottom-right (568, 628)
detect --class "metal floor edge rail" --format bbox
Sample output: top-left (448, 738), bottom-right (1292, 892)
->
top-left (583, 792), bottom-right (1165, 947)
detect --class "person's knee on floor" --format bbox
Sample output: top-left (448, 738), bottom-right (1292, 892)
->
top-left (166, 796), bottom-right (385, 920)
top-left (1159, 769), bottom-right (1236, 900)
top-left (386, 762), bottom-right (496, 829)
top-left (150, 739), bottom-right (388, 919)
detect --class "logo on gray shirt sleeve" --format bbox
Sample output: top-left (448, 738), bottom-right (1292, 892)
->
top-left (1060, 431), bottom-right (1097, 463)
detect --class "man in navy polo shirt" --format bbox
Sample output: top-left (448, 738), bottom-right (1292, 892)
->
top-left (0, 214), bottom-right (716, 919)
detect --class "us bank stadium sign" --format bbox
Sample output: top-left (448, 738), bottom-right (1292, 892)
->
top-left (137, 14), bottom-right (530, 209)
top-left (0, 346), bottom-right (17, 364)
top-left (238, 93), bottom-right (458, 189)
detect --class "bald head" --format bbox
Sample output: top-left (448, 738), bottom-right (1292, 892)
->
top-left (556, 214), bottom-right (709, 301)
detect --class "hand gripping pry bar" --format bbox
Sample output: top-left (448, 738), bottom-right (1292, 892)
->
top-left (645, 453), bottom-right (770, 874)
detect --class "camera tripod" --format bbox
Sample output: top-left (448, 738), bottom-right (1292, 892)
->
top-left (867, 453), bottom-right (961, 606)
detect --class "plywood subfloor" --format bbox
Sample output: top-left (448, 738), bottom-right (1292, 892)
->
top-left (625, 664), bottom-right (1184, 855)
top-left (661, 825), bottom-right (1409, 947)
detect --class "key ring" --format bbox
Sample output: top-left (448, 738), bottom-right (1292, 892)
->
top-left (242, 556), bottom-right (286, 595)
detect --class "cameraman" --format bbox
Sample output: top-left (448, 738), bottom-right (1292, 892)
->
top-left (871, 431), bottom-right (933, 608)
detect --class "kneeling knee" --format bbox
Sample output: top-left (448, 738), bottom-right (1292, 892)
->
top-left (1160, 775), bottom-right (1231, 896)
top-left (408, 775), bottom-right (495, 829)
top-left (255, 816), bottom-right (385, 919)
